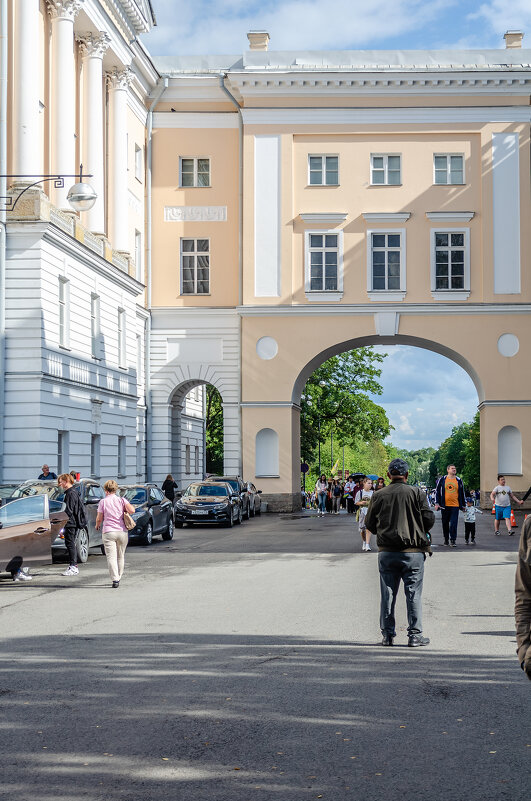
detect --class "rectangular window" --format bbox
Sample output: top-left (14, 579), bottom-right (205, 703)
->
top-left (180, 157), bottom-right (210, 188)
top-left (136, 333), bottom-right (142, 382)
top-left (136, 439), bottom-right (143, 477)
top-left (118, 309), bottom-right (126, 369)
top-left (57, 430), bottom-right (69, 475)
top-left (433, 231), bottom-right (466, 290)
top-left (308, 155), bottom-right (339, 186)
top-left (370, 232), bottom-right (402, 290)
top-left (135, 144), bottom-right (143, 182)
top-left (181, 239), bottom-right (210, 294)
top-left (307, 232), bottom-right (339, 292)
top-left (90, 294), bottom-right (100, 359)
top-left (58, 278), bottom-right (70, 348)
top-left (194, 445), bottom-right (199, 474)
top-left (134, 230), bottom-right (142, 282)
top-left (370, 154), bottom-right (401, 185)
top-left (90, 434), bottom-right (101, 477)
top-left (434, 154), bottom-right (464, 185)
top-left (185, 444), bottom-right (191, 474)
top-left (118, 436), bottom-right (126, 477)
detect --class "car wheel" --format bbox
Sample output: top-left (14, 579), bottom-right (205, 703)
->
top-left (224, 509), bottom-right (234, 528)
top-left (243, 501), bottom-right (250, 520)
top-left (250, 503), bottom-right (255, 518)
top-left (256, 502), bottom-right (261, 516)
top-left (235, 506), bottom-right (243, 525)
top-left (141, 522), bottom-right (153, 546)
top-left (162, 517), bottom-right (174, 541)
top-left (174, 519), bottom-right (183, 528)
top-left (75, 528), bottom-right (90, 563)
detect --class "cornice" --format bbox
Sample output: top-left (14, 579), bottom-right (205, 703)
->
top-left (299, 212), bottom-right (348, 224)
top-left (362, 212), bottom-right (411, 222)
top-left (241, 106), bottom-right (531, 126)
top-left (236, 302), bottom-right (531, 316)
top-left (426, 211), bottom-right (475, 222)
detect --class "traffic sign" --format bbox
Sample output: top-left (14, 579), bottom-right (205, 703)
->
top-left (300, 462), bottom-right (309, 473)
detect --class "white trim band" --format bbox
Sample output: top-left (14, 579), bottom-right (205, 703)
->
top-left (241, 106), bottom-right (531, 125)
top-left (426, 211), bottom-right (475, 222)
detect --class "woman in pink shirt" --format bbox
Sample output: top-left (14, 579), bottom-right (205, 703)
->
top-left (95, 480), bottom-right (135, 588)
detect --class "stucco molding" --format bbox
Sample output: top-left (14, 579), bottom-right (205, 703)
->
top-left (300, 212), bottom-right (348, 224)
top-left (478, 400), bottom-right (531, 408)
top-left (46, 0), bottom-right (84, 21)
top-left (164, 206), bottom-right (227, 222)
top-left (363, 212), bottom-right (411, 222)
top-left (237, 302), bottom-right (531, 316)
top-left (426, 211), bottom-right (475, 222)
top-left (241, 106), bottom-right (531, 125)
top-left (76, 32), bottom-right (111, 59)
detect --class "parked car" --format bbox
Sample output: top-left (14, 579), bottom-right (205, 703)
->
top-left (9, 479), bottom-right (105, 563)
top-left (205, 476), bottom-right (251, 519)
top-left (118, 485), bottom-right (173, 546)
top-left (0, 483), bottom-right (21, 506)
top-left (0, 493), bottom-right (67, 577)
top-left (246, 482), bottom-right (262, 516)
top-left (174, 481), bottom-right (242, 527)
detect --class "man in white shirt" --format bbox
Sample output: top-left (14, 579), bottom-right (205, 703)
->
top-left (490, 474), bottom-right (523, 535)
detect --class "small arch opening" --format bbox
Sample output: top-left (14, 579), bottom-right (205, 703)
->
top-left (498, 425), bottom-right (522, 475)
top-left (256, 428), bottom-right (279, 477)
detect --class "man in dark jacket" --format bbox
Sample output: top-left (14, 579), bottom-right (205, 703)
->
top-left (365, 458), bottom-right (435, 647)
top-left (434, 464), bottom-right (466, 546)
top-left (57, 473), bottom-right (87, 577)
top-left (515, 516), bottom-right (531, 679)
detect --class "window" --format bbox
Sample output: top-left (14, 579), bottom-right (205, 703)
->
top-left (181, 239), bottom-right (210, 295)
top-left (90, 294), bottom-right (100, 359)
top-left (90, 434), bottom-right (100, 477)
top-left (185, 444), bottom-right (191, 474)
top-left (308, 155), bottom-right (339, 185)
top-left (57, 430), bottom-right (69, 474)
top-left (180, 157), bottom-right (210, 187)
top-left (58, 278), bottom-right (70, 347)
top-left (117, 309), bottom-right (126, 368)
top-left (370, 232), bottom-right (402, 290)
top-left (136, 333), bottom-right (142, 382)
top-left (136, 440), bottom-right (143, 477)
top-left (306, 232), bottom-right (340, 292)
top-left (86, 483), bottom-right (104, 501)
top-left (194, 445), bottom-right (199, 473)
top-left (118, 436), bottom-right (126, 477)
top-left (434, 154), bottom-right (464, 185)
top-left (370, 154), bottom-right (401, 185)
top-left (135, 144), bottom-right (143, 181)
top-left (134, 230), bottom-right (142, 281)
top-left (0, 495), bottom-right (47, 528)
top-left (430, 229), bottom-right (470, 296)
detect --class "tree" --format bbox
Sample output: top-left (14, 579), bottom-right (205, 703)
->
top-left (428, 414), bottom-right (480, 490)
top-left (205, 384), bottom-right (223, 474)
top-left (300, 348), bottom-right (391, 469)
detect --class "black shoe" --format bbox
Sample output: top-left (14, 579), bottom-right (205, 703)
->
top-left (408, 635), bottom-right (430, 647)
top-left (451, 542), bottom-right (457, 547)
top-left (443, 541), bottom-right (449, 546)
top-left (112, 580), bottom-right (120, 588)
top-left (381, 635), bottom-right (394, 646)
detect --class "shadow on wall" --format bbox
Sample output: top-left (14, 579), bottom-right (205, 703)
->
top-left (0, 632), bottom-right (528, 800)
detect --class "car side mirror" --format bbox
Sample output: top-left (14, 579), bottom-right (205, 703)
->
top-left (84, 497), bottom-right (100, 504)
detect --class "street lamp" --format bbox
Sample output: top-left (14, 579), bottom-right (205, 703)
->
top-left (1, 165), bottom-right (97, 212)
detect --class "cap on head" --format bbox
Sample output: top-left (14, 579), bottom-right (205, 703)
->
top-left (388, 458), bottom-right (409, 476)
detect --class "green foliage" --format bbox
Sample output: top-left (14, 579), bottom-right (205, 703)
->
top-left (428, 412), bottom-right (480, 489)
top-left (205, 384), bottom-right (223, 474)
top-left (393, 446), bottom-right (436, 484)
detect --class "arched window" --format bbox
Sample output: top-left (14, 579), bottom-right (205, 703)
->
top-left (255, 428), bottom-right (279, 476)
top-left (498, 425), bottom-right (522, 475)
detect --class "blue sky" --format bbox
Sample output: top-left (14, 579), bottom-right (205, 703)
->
top-left (143, 0), bottom-right (531, 55)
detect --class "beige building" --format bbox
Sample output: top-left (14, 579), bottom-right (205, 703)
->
top-left (149, 31), bottom-right (531, 509)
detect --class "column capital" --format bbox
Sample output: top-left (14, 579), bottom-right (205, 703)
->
top-left (46, 0), bottom-right (84, 21)
top-left (77, 32), bottom-right (111, 59)
top-left (106, 67), bottom-right (134, 91)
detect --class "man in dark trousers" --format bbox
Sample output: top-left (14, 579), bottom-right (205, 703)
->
top-left (57, 473), bottom-right (87, 577)
top-left (434, 464), bottom-right (466, 546)
top-left (365, 458), bottom-right (435, 647)
top-left (515, 515), bottom-right (531, 679)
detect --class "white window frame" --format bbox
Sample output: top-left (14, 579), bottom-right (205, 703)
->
top-left (90, 294), bottom-right (101, 359)
top-left (307, 154), bottom-right (339, 186)
top-left (433, 153), bottom-right (465, 185)
top-left (366, 228), bottom-right (407, 301)
top-left (180, 238), bottom-right (210, 295)
top-left (179, 157), bottom-right (211, 188)
top-left (118, 435), bottom-right (126, 478)
top-left (117, 308), bottom-right (126, 369)
top-left (370, 153), bottom-right (402, 186)
top-left (134, 144), bottom-right (143, 182)
top-left (134, 230), bottom-right (142, 282)
top-left (430, 227), bottom-right (470, 300)
top-left (58, 277), bottom-right (70, 348)
top-left (57, 430), bottom-right (69, 474)
top-left (304, 229), bottom-right (344, 302)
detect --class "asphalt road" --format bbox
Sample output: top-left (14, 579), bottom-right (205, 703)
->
top-left (0, 508), bottom-right (528, 801)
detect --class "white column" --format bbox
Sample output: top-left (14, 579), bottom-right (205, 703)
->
top-left (47, 0), bottom-right (84, 209)
top-left (78, 32), bottom-right (110, 234)
top-left (107, 68), bottom-right (132, 253)
top-left (13, 0), bottom-right (40, 177)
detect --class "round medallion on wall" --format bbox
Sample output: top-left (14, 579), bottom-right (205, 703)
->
top-left (256, 336), bottom-right (278, 360)
top-left (497, 334), bottom-right (519, 358)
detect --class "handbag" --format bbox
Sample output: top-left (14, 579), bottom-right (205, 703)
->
top-left (122, 498), bottom-right (136, 530)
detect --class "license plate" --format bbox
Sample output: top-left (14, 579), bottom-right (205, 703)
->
top-left (191, 509), bottom-right (208, 515)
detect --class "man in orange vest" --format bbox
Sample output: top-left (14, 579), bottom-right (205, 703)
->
top-left (435, 464), bottom-right (466, 547)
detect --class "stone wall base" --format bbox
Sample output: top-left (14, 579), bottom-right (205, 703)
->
top-left (260, 492), bottom-right (302, 513)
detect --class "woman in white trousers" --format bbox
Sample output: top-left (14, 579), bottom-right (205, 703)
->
top-left (95, 480), bottom-right (135, 588)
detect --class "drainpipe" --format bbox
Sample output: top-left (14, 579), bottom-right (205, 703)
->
top-left (0, 0), bottom-right (8, 482)
top-left (219, 75), bottom-right (243, 474)
top-left (145, 76), bottom-right (167, 482)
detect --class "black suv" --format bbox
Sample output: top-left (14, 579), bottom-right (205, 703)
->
top-left (205, 476), bottom-right (251, 520)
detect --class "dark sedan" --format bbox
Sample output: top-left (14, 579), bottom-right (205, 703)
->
top-left (118, 485), bottom-right (173, 546)
top-left (174, 482), bottom-right (242, 527)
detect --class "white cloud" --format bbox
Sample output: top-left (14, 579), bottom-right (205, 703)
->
top-left (471, 0), bottom-right (531, 33)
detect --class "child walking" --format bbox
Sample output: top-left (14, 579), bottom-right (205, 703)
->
top-left (464, 497), bottom-right (482, 545)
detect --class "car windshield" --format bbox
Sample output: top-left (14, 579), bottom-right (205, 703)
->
top-left (185, 484), bottom-right (228, 497)
top-left (119, 488), bottom-right (148, 505)
top-left (11, 483), bottom-right (66, 501)
top-left (210, 479), bottom-right (238, 492)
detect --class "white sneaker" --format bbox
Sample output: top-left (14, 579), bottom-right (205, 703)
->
top-left (362, 542), bottom-right (367, 551)
top-left (13, 569), bottom-right (32, 581)
top-left (62, 565), bottom-right (79, 576)
top-left (366, 544), bottom-right (372, 552)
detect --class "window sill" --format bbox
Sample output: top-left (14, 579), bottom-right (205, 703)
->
top-left (367, 291), bottom-right (406, 302)
top-left (306, 184), bottom-right (340, 188)
top-left (91, 355), bottom-right (102, 362)
top-left (432, 183), bottom-right (465, 187)
top-left (305, 291), bottom-right (343, 302)
top-left (180, 293), bottom-right (212, 297)
top-left (118, 366), bottom-right (128, 372)
top-left (256, 474), bottom-right (280, 479)
top-left (369, 184), bottom-right (403, 187)
top-left (178, 185), bottom-right (212, 189)
top-left (431, 291), bottom-right (470, 301)
top-left (59, 344), bottom-right (71, 352)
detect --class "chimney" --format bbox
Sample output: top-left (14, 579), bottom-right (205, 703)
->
top-left (504, 30), bottom-right (524, 48)
top-left (247, 31), bottom-right (270, 51)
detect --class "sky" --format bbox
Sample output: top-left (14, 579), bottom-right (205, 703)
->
top-left (142, 0), bottom-right (531, 56)
top-left (141, 1), bottom-right (513, 452)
